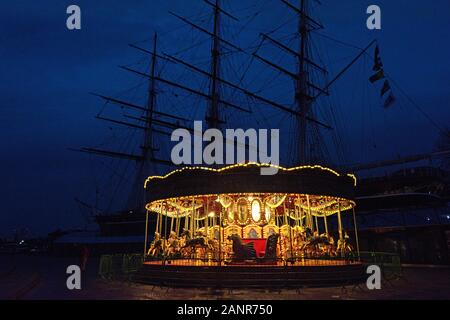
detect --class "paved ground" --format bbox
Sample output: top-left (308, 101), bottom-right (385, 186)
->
top-left (1, 254), bottom-right (449, 300)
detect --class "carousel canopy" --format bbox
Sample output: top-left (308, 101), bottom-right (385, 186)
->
top-left (144, 163), bottom-right (356, 203)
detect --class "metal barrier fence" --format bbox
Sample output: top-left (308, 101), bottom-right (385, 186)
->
top-left (99, 251), bottom-right (402, 284)
top-left (99, 253), bottom-right (143, 279)
top-left (143, 254), bottom-right (360, 267)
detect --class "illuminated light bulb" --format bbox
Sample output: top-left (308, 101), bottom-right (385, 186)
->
top-left (208, 212), bottom-right (215, 217)
top-left (144, 163), bottom-right (357, 189)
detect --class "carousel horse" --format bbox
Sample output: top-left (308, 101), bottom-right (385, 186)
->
top-left (291, 228), bottom-right (308, 257)
top-left (223, 238), bottom-right (234, 260)
top-left (147, 232), bottom-right (164, 258)
top-left (260, 233), bottom-right (279, 261)
top-left (292, 233), bottom-right (303, 257)
top-left (315, 233), bottom-right (336, 257)
top-left (198, 230), bottom-right (218, 247)
top-left (302, 234), bottom-right (331, 257)
top-left (180, 229), bottom-right (209, 257)
top-left (206, 237), bottom-right (219, 259)
top-left (227, 234), bottom-right (257, 261)
top-left (322, 234), bottom-right (336, 257)
top-left (337, 232), bottom-right (353, 257)
top-left (279, 233), bottom-right (292, 259)
top-left (165, 231), bottom-right (181, 258)
top-left (304, 227), bottom-right (313, 240)
top-left (195, 230), bottom-right (219, 258)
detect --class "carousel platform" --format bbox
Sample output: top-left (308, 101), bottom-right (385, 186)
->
top-left (134, 260), bottom-right (366, 288)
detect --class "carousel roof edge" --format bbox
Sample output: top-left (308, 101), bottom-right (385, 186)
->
top-left (144, 162), bottom-right (357, 189)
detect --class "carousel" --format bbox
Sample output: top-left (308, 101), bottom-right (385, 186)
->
top-left (136, 163), bottom-right (366, 288)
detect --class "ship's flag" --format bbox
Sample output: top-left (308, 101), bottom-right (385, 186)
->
top-left (369, 45), bottom-right (396, 108)
top-left (369, 69), bottom-right (385, 83)
top-left (381, 80), bottom-right (391, 96)
top-left (373, 45), bottom-right (383, 71)
top-left (383, 92), bottom-right (396, 108)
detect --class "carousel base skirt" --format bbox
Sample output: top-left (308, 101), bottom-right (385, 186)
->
top-left (134, 260), bottom-right (366, 288)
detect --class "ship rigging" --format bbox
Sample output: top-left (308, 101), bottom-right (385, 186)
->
top-left (72, 1), bottom-right (449, 264)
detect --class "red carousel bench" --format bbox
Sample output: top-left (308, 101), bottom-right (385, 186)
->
top-left (242, 238), bottom-right (267, 258)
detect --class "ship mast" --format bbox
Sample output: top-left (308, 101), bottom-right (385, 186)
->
top-left (133, 32), bottom-right (159, 210)
top-left (251, 1), bottom-right (330, 165)
top-left (142, 33), bottom-right (158, 165)
top-left (296, 0), bottom-right (310, 164)
top-left (285, 0), bottom-right (324, 164)
top-left (208, 0), bottom-right (222, 130)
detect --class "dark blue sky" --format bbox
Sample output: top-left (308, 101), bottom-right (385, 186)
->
top-left (1, 0), bottom-right (449, 237)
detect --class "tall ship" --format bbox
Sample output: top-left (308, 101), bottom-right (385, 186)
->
top-left (67, 0), bottom-right (450, 263)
